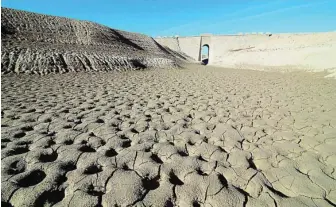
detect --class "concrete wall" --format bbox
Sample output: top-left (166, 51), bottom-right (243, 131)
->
top-left (155, 32), bottom-right (336, 72)
top-left (156, 36), bottom-right (201, 61)
top-left (155, 37), bottom-right (180, 52)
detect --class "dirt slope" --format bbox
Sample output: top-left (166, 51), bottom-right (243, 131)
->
top-left (1, 7), bottom-right (183, 74)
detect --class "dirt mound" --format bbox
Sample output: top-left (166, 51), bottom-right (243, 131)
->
top-left (1, 7), bottom-right (185, 74)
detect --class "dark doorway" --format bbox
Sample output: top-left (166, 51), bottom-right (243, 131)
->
top-left (201, 44), bottom-right (209, 65)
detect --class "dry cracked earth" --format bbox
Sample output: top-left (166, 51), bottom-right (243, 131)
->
top-left (1, 64), bottom-right (336, 207)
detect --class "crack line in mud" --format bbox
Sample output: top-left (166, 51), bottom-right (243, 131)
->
top-left (104, 169), bottom-right (118, 193)
top-left (245, 171), bottom-right (258, 188)
top-left (133, 151), bottom-right (138, 170)
top-left (204, 182), bottom-right (210, 203)
top-left (129, 165), bottom-right (161, 206)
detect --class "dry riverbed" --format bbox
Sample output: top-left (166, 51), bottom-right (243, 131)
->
top-left (1, 64), bottom-right (336, 206)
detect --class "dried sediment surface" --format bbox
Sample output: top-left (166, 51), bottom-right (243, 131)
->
top-left (1, 7), bottom-right (181, 74)
top-left (2, 64), bottom-right (336, 206)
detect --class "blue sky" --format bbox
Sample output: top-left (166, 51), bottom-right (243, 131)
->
top-left (2, 0), bottom-right (336, 37)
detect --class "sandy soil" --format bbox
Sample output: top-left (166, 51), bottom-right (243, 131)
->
top-left (2, 8), bottom-right (181, 75)
top-left (1, 64), bottom-right (336, 207)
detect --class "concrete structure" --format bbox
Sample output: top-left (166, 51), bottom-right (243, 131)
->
top-left (155, 32), bottom-right (336, 72)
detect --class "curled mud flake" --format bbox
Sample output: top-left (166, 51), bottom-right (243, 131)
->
top-left (122, 163), bottom-right (131, 171)
top-left (169, 171), bottom-right (184, 186)
top-left (15, 140), bottom-right (32, 146)
top-left (84, 164), bottom-right (103, 175)
top-left (144, 147), bottom-right (152, 152)
top-left (1, 201), bottom-right (14, 207)
top-left (192, 201), bottom-right (201, 207)
top-left (7, 146), bottom-right (29, 156)
top-left (21, 125), bottom-right (34, 131)
top-left (2, 138), bottom-right (11, 143)
top-left (100, 140), bottom-right (106, 146)
top-left (164, 199), bottom-right (174, 207)
top-left (217, 174), bottom-right (228, 188)
top-left (43, 118), bottom-right (52, 123)
top-left (197, 155), bottom-right (208, 162)
top-left (121, 140), bottom-right (132, 148)
top-left (38, 151), bottom-right (58, 162)
top-left (86, 183), bottom-right (105, 196)
top-left (196, 168), bottom-right (208, 176)
top-left (25, 108), bottom-right (36, 113)
top-left (81, 140), bottom-right (88, 144)
top-left (61, 109), bottom-right (70, 113)
top-left (142, 175), bottom-right (160, 191)
top-left (47, 131), bottom-right (56, 136)
top-left (105, 148), bottom-right (118, 157)
top-left (119, 134), bottom-right (129, 140)
top-left (96, 118), bottom-right (105, 123)
top-left (177, 150), bottom-right (188, 157)
top-left (187, 140), bottom-right (195, 146)
top-left (13, 131), bottom-right (26, 139)
top-left (64, 139), bottom-right (74, 145)
top-left (44, 139), bottom-right (56, 148)
top-left (60, 162), bottom-right (77, 172)
top-left (63, 124), bottom-right (72, 129)
top-left (17, 170), bottom-right (46, 187)
top-left (247, 157), bottom-right (257, 170)
top-left (150, 153), bottom-right (163, 164)
top-left (34, 188), bottom-right (65, 206)
top-left (7, 160), bottom-right (26, 175)
top-left (79, 145), bottom-right (96, 153)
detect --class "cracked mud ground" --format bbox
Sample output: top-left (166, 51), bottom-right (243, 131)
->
top-left (1, 64), bottom-right (336, 207)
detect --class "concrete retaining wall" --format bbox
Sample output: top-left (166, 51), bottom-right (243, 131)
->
top-left (155, 32), bottom-right (336, 72)
top-left (156, 36), bottom-right (201, 61)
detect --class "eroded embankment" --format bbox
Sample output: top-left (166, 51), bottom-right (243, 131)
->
top-left (1, 7), bottom-right (183, 74)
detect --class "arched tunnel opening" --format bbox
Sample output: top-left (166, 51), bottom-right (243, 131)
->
top-left (201, 44), bottom-right (209, 65)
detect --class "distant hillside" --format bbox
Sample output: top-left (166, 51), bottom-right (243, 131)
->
top-left (1, 7), bottom-right (185, 74)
